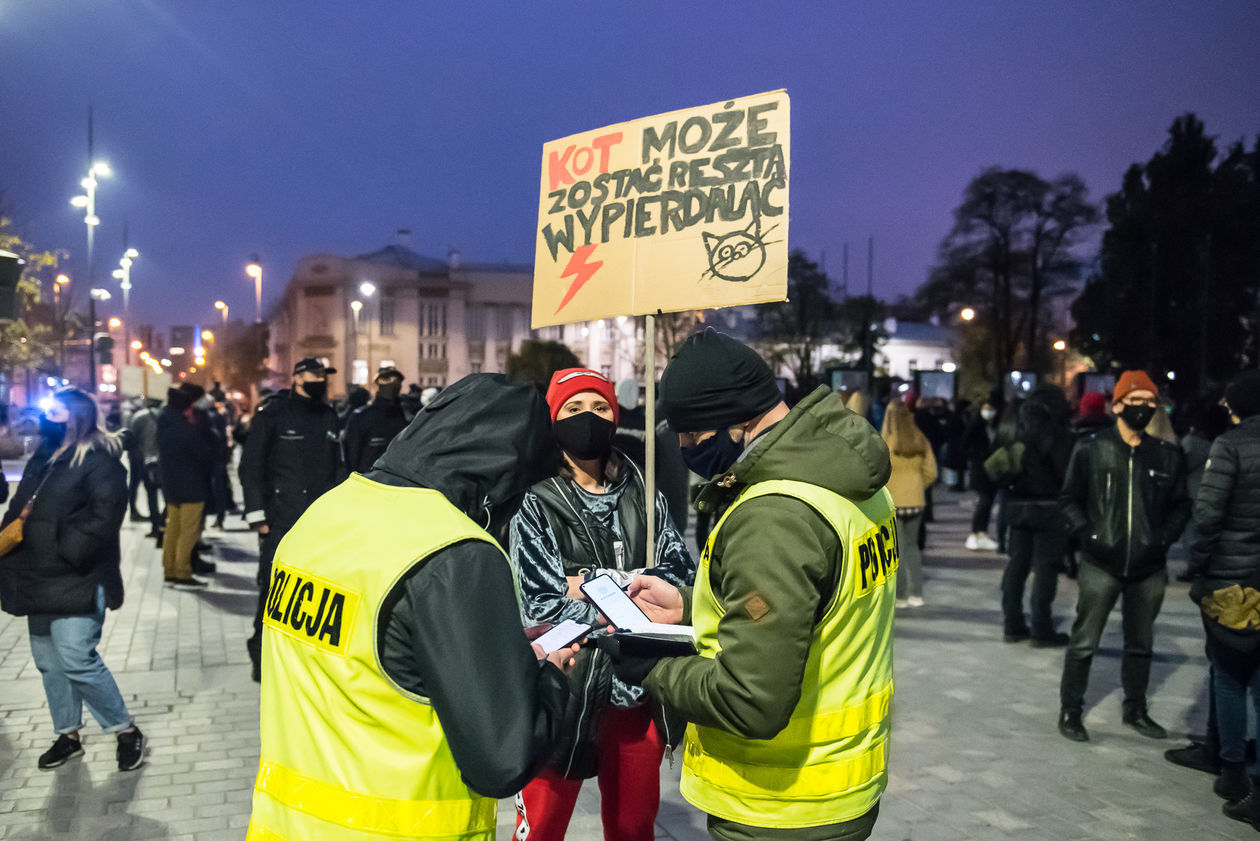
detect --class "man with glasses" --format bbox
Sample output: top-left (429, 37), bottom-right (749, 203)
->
top-left (1057, 370), bottom-right (1190, 742)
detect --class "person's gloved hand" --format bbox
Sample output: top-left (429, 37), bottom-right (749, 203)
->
top-left (609, 652), bottom-right (664, 686)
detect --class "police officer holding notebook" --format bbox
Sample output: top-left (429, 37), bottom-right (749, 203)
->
top-left (610, 330), bottom-right (897, 841)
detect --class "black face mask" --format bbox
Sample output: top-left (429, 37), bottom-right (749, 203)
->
top-left (1119, 404), bottom-right (1156, 431)
top-left (302, 380), bottom-right (328, 403)
top-left (553, 412), bottom-right (616, 461)
top-left (681, 430), bottom-right (744, 480)
top-left (40, 417), bottom-right (67, 449)
top-left (377, 382), bottom-right (402, 401)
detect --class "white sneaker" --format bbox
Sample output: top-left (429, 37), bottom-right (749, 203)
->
top-left (907, 596), bottom-right (925, 608)
top-left (975, 535), bottom-right (1000, 551)
top-left (894, 599), bottom-right (910, 608)
top-left (964, 534), bottom-right (980, 551)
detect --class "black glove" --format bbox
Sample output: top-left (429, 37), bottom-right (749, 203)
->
top-left (609, 652), bottom-right (664, 686)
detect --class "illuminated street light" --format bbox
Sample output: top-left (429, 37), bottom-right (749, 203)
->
top-left (108, 317), bottom-right (121, 329)
top-left (131, 340), bottom-right (142, 350)
top-left (202, 330), bottom-right (214, 341)
top-left (941, 362), bottom-right (958, 373)
top-left (1053, 339), bottom-right (1067, 351)
top-left (960, 308), bottom-right (976, 321)
top-left (72, 147), bottom-right (112, 392)
top-left (359, 281), bottom-right (376, 297)
top-left (214, 299), bottom-right (229, 324)
top-left (246, 261), bottom-right (263, 322)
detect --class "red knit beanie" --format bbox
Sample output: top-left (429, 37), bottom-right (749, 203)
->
top-left (545, 368), bottom-right (619, 424)
top-left (1113, 370), bottom-right (1159, 403)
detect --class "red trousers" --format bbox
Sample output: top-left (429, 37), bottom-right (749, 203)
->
top-left (514, 704), bottom-right (664, 841)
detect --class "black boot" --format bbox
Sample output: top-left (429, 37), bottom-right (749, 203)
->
top-left (1165, 742), bottom-right (1221, 775)
top-left (1216, 761), bottom-right (1250, 802)
top-left (1058, 708), bottom-right (1089, 742)
top-left (1123, 706), bottom-right (1168, 740)
top-left (1223, 785), bottom-right (1260, 827)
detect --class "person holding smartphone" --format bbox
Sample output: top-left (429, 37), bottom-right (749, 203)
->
top-left (509, 367), bottom-right (695, 841)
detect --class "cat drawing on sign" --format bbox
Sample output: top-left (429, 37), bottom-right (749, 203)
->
top-left (701, 218), bottom-right (779, 283)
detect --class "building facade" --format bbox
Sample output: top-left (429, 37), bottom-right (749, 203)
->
top-left (267, 242), bottom-right (648, 397)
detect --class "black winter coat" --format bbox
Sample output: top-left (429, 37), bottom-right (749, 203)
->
top-left (1060, 425), bottom-right (1191, 580)
top-left (156, 406), bottom-right (216, 504)
top-left (342, 397), bottom-right (408, 476)
top-left (0, 444), bottom-right (127, 616)
top-left (238, 391), bottom-right (341, 533)
top-left (1189, 416), bottom-right (1260, 592)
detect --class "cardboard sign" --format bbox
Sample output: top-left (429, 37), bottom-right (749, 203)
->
top-left (532, 90), bottom-right (790, 328)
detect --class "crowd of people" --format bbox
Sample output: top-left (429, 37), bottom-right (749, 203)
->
top-left (843, 367), bottom-right (1260, 830)
top-left (6, 331), bottom-right (1260, 836)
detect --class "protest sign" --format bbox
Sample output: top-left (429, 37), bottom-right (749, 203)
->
top-left (532, 90), bottom-right (790, 328)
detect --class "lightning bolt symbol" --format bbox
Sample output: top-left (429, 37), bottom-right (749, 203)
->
top-left (555, 244), bottom-right (603, 314)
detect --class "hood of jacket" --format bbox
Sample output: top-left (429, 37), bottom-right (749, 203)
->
top-left (366, 374), bottom-right (559, 526)
top-left (729, 386), bottom-right (891, 501)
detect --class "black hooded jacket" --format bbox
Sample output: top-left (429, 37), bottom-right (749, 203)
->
top-left (362, 374), bottom-right (572, 798)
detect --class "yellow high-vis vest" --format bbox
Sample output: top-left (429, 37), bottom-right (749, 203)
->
top-left (681, 479), bottom-right (897, 829)
top-left (248, 475), bottom-right (502, 841)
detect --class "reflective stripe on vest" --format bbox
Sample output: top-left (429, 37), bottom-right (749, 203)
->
top-left (252, 761), bottom-right (496, 838)
top-left (249, 475), bottom-right (503, 841)
top-left (681, 479), bottom-right (897, 828)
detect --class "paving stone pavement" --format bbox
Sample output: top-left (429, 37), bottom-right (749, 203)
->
top-left (0, 490), bottom-right (1254, 840)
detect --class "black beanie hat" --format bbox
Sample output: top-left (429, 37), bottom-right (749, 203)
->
top-left (658, 329), bottom-right (782, 432)
top-left (1226, 370), bottom-right (1260, 420)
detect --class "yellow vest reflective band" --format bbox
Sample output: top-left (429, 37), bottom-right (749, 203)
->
top-left (681, 479), bottom-right (897, 829)
top-left (248, 475), bottom-right (502, 841)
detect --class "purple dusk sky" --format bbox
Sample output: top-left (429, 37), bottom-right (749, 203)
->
top-left (2, 1), bottom-right (1258, 331)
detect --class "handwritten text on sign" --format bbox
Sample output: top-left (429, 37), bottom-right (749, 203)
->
top-left (532, 91), bottom-right (790, 328)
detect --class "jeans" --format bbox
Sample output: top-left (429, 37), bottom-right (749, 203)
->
top-left (1060, 562), bottom-right (1166, 712)
top-left (895, 512), bottom-right (924, 599)
top-left (28, 586), bottom-right (132, 734)
top-left (1213, 662), bottom-right (1260, 764)
top-left (1002, 524), bottom-right (1066, 637)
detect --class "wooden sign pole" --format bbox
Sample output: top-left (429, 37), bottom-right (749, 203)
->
top-left (644, 313), bottom-right (656, 567)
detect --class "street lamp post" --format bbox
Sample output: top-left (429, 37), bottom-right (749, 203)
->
top-left (54, 274), bottom-right (70, 373)
top-left (70, 161), bottom-right (111, 331)
top-left (215, 300), bottom-right (229, 324)
top-left (88, 288), bottom-right (112, 393)
top-left (350, 299), bottom-right (362, 383)
top-left (359, 282), bottom-right (376, 380)
top-left (246, 261), bottom-right (262, 322)
top-left (111, 248), bottom-right (138, 367)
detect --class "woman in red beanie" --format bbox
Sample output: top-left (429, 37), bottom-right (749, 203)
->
top-left (509, 368), bottom-right (695, 841)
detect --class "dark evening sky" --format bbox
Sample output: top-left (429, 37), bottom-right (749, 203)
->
top-left (2, 1), bottom-right (1258, 330)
